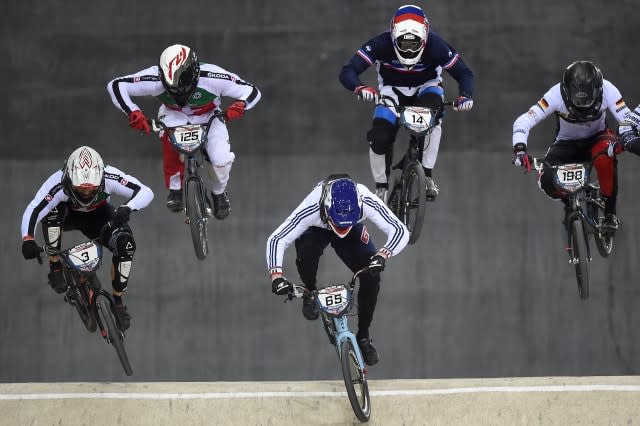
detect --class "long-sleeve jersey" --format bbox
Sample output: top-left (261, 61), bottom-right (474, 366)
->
top-left (266, 182), bottom-right (409, 274)
top-left (21, 165), bottom-right (154, 238)
top-left (512, 80), bottom-right (631, 148)
top-left (107, 62), bottom-right (261, 117)
top-left (339, 30), bottom-right (474, 97)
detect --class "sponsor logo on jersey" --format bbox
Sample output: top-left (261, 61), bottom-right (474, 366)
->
top-left (134, 76), bottom-right (140, 82)
top-left (207, 72), bottom-right (232, 81)
top-left (360, 226), bottom-right (370, 244)
top-left (104, 173), bottom-right (121, 181)
top-left (192, 92), bottom-right (202, 99)
top-left (120, 178), bottom-right (128, 185)
top-left (365, 45), bottom-right (372, 52)
top-left (45, 194), bottom-right (52, 202)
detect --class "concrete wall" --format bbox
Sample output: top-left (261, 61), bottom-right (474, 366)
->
top-left (3, 1), bottom-right (640, 383)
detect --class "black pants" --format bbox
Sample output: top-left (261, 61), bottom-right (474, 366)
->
top-left (294, 224), bottom-right (380, 339)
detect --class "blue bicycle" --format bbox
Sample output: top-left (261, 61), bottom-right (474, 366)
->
top-left (289, 266), bottom-right (373, 422)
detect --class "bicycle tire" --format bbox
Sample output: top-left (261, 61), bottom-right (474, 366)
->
top-left (402, 161), bottom-right (427, 244)
top-left (66, 272), bottom-right (97, 333)
top-left (340, 339), bottom-right (371, 422)
top-left (586, 188), bottom-right (614, 257)
top-left (387, 181), bottom-right (403, 218)
top-left (570, 219), bottom-right (589, 300)
top-left (186, 178), bottom-right (209, 260)
top-left (96, 295), bottom-right (133, 376)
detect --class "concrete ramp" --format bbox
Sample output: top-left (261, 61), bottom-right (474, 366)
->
top-left (2, 376), bottom-right (640, 425)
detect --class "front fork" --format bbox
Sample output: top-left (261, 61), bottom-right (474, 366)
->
top-left (332, 316), bottom-right (367, 373)
top-left (565, 210), bottom-right (591, 264)
top-left (183, 157), bottom-right (210, 222)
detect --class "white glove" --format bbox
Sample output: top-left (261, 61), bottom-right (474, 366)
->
top-left (453, 96), bottom-right (473, 112)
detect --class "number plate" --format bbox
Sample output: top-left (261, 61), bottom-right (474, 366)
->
top-left (555, 163), bottom-right (587, 192)
top-left (317, 285), bottom-right (351, 316)
top-left (171, 125), bottom-right (205, 153)
top-left (401, 107), bottom-right (436, 134)
top-left (66, 241), bottom-right (102, 272)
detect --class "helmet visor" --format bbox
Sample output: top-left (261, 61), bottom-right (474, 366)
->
top-left (396, 37), bottom-right (423, 53)
top-left (569, 88), bottom-right (597, 109)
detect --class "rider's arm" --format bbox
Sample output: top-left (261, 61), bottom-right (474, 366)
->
top-left (102, 165), bottom-right (154, 211)
top-left (602, 80), bottom-right (632, 124)
top-left (358, 184), bottom-right (409, 257)
top-left (107, 66), bottom-right (165, 115)
top-left (199, 64), bottom-right (261, 110)
top-left (512, 84), bottom-right (560, 149)
top-left (21, 171), bottom-right (66, 239)
top-left (266, 185), bottom-right (324, 278)
top-left (338, 34), bottom-right (386, 92)
top-left (430, 33), bottom-right (474, 98)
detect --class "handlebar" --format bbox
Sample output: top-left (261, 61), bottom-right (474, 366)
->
top-left (376, 94), bottom-right (454, 113)
top-left (285, 265), bottom-right (380, 301)
top-left (148, 110), bottom-right (225, 133)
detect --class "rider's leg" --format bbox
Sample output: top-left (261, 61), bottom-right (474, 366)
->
top-left (416, 86), bottom-right (445, 200)
top-left (590, 132), bottom-right (619, 229)
top-left (107, 226), bottom-right (136, 330)
top-left (158, 107), bottom-right (188, 211)
top-left (539, 140), bottom-right (587, 199)
top-left (205, 119), bottom-right (235, 219)
top-left (41, 205), bottom-right (67, 293)
top-left (295, 228), bottom-right (331, 320)
top-left (367, 111), bottom-right (398, 199)
top-left (331, 223), bottom-right (380, 365)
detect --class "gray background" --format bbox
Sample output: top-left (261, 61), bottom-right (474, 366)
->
top-left (2, 1), bottom-right (639, 382)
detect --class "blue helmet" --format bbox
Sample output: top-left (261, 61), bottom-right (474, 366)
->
top-left (322, 178), bottom-right (362, 238)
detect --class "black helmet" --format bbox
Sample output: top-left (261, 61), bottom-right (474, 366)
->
top-left (159, 44), bottom-right (200, 106)
top-left (560, 61), bottom-right (603, 120)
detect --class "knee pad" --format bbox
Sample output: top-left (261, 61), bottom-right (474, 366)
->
top-left (110, 229), bottom-right (135, 292)
top-left (41, 206), bottom-right (66, 255)
top-left (367, 118), bottom-right (397, 155)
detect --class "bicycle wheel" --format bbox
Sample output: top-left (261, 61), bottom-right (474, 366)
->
top-left (402, 161), bottom-right (427, 244)
top-left (340, 339), bottom-right (371, 422)
top-left (96, 294), bottom-right (133, 376)
top-left (186, 178), bottom-right (209, 260)
top-left (387, 181), bottom-right (403, 218)
top-left (586, 188), bottom-right (614, 257)
top-left (570, 219), bottom-right (589, 300)
top-left (65, 272), bottom-right (97, 333)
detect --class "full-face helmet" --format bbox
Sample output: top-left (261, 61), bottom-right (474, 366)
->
top-left (321, 177), bottom-right (362, 238)
top-left (390, 5), bottom-right (429, 67)
top-left (159, 44), bottom-right (200, 105)
top-left (560, 61), bottom-right (603, 121)
top-left (62, 146), bottom-right (105, 206)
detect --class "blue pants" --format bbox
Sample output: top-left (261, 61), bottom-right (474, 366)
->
top-left (294, 224), bottom-right (380, 338)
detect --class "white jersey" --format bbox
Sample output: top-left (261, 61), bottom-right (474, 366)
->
top-left (107, 62), bottom-right (261, 116)
top-left (512, 79), bottom-right (631, 148)
top-left (21, 165), bottom-right (154, 238)
top-left (266, 182), bottom-right (409, 273)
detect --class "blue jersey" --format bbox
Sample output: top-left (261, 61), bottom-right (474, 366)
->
top-left (339, 30), bottom-right (474, 98)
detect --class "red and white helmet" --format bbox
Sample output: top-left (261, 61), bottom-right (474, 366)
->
top-left (158, 44), bottom-right (200, 104)
top-left (390, 5), bottom-right (429, 67)
top-left (63, 146), bottom-right (105, 206)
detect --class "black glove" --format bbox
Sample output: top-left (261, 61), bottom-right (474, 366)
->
top-left (21, 239), bottom-right (42, 259)
top-left (111, 206), bottom-right (131, 228)
top-left (369, 254), bottom-right (386, 272)
top-left (272, 277), bottom-right (293, 296)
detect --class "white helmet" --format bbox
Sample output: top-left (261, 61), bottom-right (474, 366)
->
top-left (158, 44), bottom-right (200, 105)
top-left (390, 5), bottom-right (429, 67)
top-left (63, 146), bottom-right (105, 206)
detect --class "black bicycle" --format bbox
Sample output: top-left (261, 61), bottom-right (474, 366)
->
top-left (378, 95), bottom-right (453, 244)
top-left (150, 112), bottom-right (224, 260)
top-left (37, 239), bottom-right (133, 375)
top-left (531, 154), bottom-right (615, 299)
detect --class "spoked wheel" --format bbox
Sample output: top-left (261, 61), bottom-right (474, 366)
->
top-left (570, 219), bottom-right (590, 300)
top-left (340, 339), bottom-right (371, 423)
top-left (66, 272), bottom-right (97, 333)
top-left (96, 294), bottom-right (133, 376)
top-left (401, 161), bottom-right (427, 244)
top-left (387, 181), bottom-right (403, 219)
top-left (186, 178), bottom-right (209, 260)
top-left (586, 188), bottom-right (614, 257)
